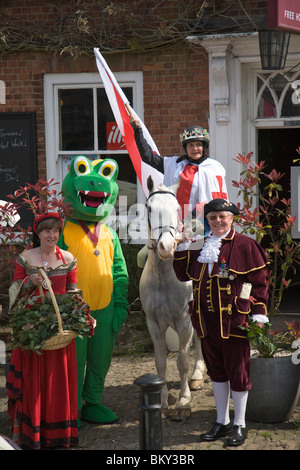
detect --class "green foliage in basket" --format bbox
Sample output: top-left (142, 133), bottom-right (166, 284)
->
top-left (8, 292), bottom-right (94, 353)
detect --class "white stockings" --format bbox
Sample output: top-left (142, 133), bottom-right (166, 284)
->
top-left (231, 389), bottom-right (248, 427)
top-left (212, 381), bottom-right (230, 425)
top-left (212, 381), bottom-right (248, 427)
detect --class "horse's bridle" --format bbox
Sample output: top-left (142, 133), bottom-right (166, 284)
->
top-left (146, 190), bottom-right (179, 243)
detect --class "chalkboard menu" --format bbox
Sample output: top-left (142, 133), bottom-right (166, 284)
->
top-left (0, 112), bottom-right (38, 227)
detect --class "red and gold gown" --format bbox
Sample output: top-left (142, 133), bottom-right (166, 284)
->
top-left (6, 247), bottom-right (79, 449)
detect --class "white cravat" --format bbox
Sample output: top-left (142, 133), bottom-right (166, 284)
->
top-left (197, 234), bottom-right (222, 264)
top-left (197, 231), bottom-right (269, 325)
top-left (197, 230), bottom-right (231, 273)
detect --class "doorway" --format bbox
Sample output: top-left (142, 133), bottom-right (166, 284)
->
top-left (258, 128), bottom-right (300, 314)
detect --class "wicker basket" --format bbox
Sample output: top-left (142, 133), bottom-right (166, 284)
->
top-left (38, 268), bottom-right (77, 350)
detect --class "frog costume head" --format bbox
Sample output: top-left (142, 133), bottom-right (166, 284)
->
top-left (62, 155), bottom-right (119, 223)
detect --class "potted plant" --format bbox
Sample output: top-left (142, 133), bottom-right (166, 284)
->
top-left (233, 152), bottom-right (300, 423)
top-left (239, 318), bottom-right (300, 422)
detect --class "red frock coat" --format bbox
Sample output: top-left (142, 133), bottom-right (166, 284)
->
top-left (173, 228), bottom-right (269, 339)
top-left (6, 250), bottom-right (78, 449)
top-left (173, 229), bottom-right (269, 390)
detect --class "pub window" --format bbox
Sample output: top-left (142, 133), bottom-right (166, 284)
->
top-left (256, 71), bottom-right (300, 119)
top-left (44, 72), bottom-right (146, 241)
top-left (57, 84), bottom-right (137, 210)
top-left (59, 88), bottom-right (94, 151)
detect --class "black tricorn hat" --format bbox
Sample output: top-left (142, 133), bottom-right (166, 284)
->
top-left (204, 199), bottom-right (239, 219)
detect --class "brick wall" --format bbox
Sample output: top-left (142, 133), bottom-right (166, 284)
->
top-left (0, 48), bottom-right (209, 174)
top-left (0, 0), bottom-right (268, 310)
top-left (0, 0), bottom-right (267, 178)
top-left (109, 44), bottom-right (210, 156)
top-left (0, 51), bottom-right (99, 177)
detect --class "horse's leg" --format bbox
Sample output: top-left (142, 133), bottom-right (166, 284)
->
top-left (172, 324), bottom-right (193, 420)
top-left (190, 331), bottom-right (206, 390)
top-left (146, 317), bottom-right (169, 409)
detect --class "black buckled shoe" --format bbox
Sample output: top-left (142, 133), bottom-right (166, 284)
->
top-left (226, 425), bottom-right (248, 446)
top-left (200, 422), bottom-right (231, 442)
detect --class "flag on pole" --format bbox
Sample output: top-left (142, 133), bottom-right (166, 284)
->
top-left (94, 47), bottom-right (163, 197)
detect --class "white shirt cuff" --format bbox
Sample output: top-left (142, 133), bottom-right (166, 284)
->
top-left (251, 314), bottom-right (269, 323)
top-left (176, 241), bottom-right (191, 251)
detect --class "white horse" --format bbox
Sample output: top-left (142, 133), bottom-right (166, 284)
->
top-left (139, 176), bottom-right (205, 419)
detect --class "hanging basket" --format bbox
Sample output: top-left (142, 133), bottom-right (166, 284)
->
top-left (38, 268), bottom-right (77, 350)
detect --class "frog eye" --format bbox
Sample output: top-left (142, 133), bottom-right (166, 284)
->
top-left (98, 160), bottom-right (117, 180)
top-left (73, 156), bottom-right (91, 176)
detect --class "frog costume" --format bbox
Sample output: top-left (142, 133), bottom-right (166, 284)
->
top-left (58, 156), bottom-right (129, 424)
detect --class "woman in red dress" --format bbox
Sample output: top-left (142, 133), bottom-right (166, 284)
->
top-left (6, 213), bottom-right (79, 449)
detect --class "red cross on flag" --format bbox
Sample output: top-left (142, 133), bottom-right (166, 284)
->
top-left (94, 48), bottom-right (163, 197)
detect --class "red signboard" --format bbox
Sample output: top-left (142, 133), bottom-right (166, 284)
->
top-left (267, 0), bottom-right (300, 33)
top-left (106, 122), bottom-right (125, 150)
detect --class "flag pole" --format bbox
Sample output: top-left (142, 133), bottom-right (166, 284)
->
top-left (125, 103), bottom-right (133, 117)
top-left (125, 103), bottom-right (140, 128)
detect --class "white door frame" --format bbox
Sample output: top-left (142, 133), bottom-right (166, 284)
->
top-left (188, 32), bottom-right (300, 204)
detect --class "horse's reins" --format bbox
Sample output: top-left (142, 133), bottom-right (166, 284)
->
top-left (146, 190), bottom-right (179, 244)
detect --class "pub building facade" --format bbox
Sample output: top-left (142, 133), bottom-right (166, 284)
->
top-left (0, 0), bottom-right (300, 314)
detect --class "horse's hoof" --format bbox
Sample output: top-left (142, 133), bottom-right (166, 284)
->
top-left (172, 407), bottom-right (191, 421)
top-left (189, 379), bottom-right (204, 391)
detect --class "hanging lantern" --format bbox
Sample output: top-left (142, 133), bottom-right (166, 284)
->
top-left (259, 30), bottom-right (290, 70)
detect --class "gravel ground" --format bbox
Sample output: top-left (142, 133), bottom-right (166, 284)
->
top-left (76, 352), bottom-right (300, 452)
top-left (2, 352), bottom-right (299, 452)
top-left (0, 311), bottom-right (299, 452)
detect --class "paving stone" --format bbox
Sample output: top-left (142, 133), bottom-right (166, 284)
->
top-left (0, 352), bottom-right (299, 451)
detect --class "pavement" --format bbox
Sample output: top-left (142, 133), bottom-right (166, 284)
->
top-left (0, 350), bottom-right (299, 452)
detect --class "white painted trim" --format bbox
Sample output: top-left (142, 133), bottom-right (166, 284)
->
top-left (43, 71), bottom-right (145, 204)
top-left (189, 32), bottom-right (300, 206)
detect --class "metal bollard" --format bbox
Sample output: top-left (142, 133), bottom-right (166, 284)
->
top-left (134, 373), bottom-right (165, 450)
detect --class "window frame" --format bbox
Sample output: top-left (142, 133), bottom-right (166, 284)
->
top-left (252, 67), bottom-right (300, 128)
top-left (44, 71), bottom-right (145, 204)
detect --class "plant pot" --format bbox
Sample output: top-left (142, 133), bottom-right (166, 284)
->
top-left (246, 355), bottom-right (300, 423)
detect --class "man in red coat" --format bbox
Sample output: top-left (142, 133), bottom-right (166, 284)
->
top-left (173, 199), bottom-right (269, 446)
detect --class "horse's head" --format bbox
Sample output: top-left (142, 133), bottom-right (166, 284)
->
top-left (146, 176), bottom-right (180, 260)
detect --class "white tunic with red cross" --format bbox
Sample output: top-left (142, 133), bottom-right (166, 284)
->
top-left (163, 156), bottom-right (227, 219)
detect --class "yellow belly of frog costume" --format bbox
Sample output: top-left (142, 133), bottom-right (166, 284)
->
top-left (58, 156), bottom-right (128, 424)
